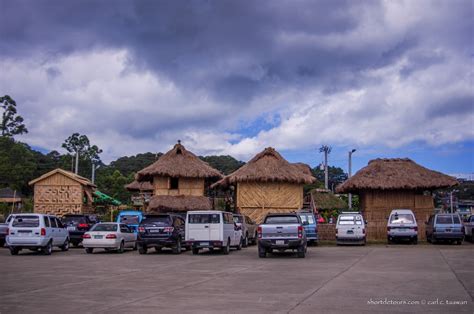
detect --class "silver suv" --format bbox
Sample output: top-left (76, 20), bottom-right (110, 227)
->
top-left (7, 213), bottom-right (70, 255)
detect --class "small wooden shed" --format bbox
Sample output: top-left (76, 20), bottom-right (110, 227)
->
top-left (136, 142), bottom-right (223, 212)
top-left (336, 158), bottom-right (458, 240)
top-left (212, 147), bottom-right (316, 223)
top-left (29, 168), bottom-right (96, 216)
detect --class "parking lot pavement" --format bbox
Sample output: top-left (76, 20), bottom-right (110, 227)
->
top-left (0, 244), bottom-right (472, 314)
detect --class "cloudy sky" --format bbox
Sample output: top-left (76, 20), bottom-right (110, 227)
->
top-left (1, 0), bottom-right (473, 174)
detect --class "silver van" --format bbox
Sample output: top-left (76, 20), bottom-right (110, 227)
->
top-left (336, 212), bottom-right (366, 245)
top-left (387, 209), bottom-right (418, 244)
top-left (6, 213), bottom-right (70, 255)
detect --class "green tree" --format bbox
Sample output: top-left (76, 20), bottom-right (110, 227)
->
top-left (0, 137), bottom-right (36, 194)
top-left (199, 155), bottom-right (245, 175)
top-left (0, 95), bottom-right (28, 137)
top-left (62, 133), bottom-right (103, 178)
top-left (311, 166), bottom-right (348, 192)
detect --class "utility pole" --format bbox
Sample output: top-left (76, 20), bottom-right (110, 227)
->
top-left (92, 164), bottom-right (100, 184)
top-left (348, 149), bottom-right (356, 209)
top-left (319, 145), bottom-right (332, 190)
top-left (75, 151), bottom-right (79, 174)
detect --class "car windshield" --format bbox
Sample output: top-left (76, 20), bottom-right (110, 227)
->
top-left (436, 215), bottom-right (453, 224)
top-left (264, 216), bottom-right (299, 224)
top-left (390, 213), bottom-right (414, 224)
top-left (142, 216), bottom-right (171, 226)
top-left (188, 214), bottom-right (220, 224)
top-left (63, 216), bottom-right (87, 224)
top-left (12, 215), bottom-right (40, 227)
top-left (299, 214), bottom-right (315, 224)
top-left (120, 215), bottom-right (140, 224)
top-left (91, 224), bottom-right (118, 232)
top-left (233, 216), bottom-right (243, 223)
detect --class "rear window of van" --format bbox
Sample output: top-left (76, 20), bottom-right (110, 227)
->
top-left (264, 216), bottom-right (299, 224)
top-left (12, 216), bottom-right (40, 227)
top-left (188, 214), bottom-right (220, 224)
top-left (390, 214), bottom-right (414, 224)
top-left (436, 215), bottom-right (453, 224)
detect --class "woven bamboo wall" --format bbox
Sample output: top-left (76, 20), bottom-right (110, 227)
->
top-left (237, 182), bottom-right (303, 223)
top-left (360, 190), bottom-right (434, 240)
top-left (154, 176), bottom-right (205, 196)
top-left (33, 173), bottom-right (92, 216)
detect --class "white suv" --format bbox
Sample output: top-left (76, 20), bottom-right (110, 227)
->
top-left (387, 209), bottom-right (418, 244)
top-left (7, 213), bottom-right (70, 255)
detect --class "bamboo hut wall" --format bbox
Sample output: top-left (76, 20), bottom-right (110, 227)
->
top-left (154, 176), bottom-right (205, 197)
top-left (32, 173), bottom-right (94, 215)
top-left (237, 182), bottom-right (303, 223)
top-left (360, 190), bottom-right (434, 240)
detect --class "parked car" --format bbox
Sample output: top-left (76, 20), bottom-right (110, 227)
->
top-left (0, 215), bottom-right (14, 247)
top-left (61, 214), bottom-right (94, 247)
top-left (257, 213), bottom-right (307, 258)
top-left (6, 213), bottom-right (69, 255)
top-left (387, 209), bottom-right (418, 244)
top-left (336, 212), bottom-right (366, 245)
top-left (464, 215), bottom-right (474, 242)
top-left (297, 211), bottom-right (318, 245)
top-left (82, 222), bottom-right (136, 254)
top-left (233, 214), bottom-right (257, 247)
top-left (137, 213), bottom-right (187, 254)
top-left (185, 211), bottom-right (242, 255)
top-left (426, 213), bottom-right (464, 245)
top-left (116, 210), bottom-right (143, 233)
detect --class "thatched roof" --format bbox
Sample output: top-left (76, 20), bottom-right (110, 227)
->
top-left (136, 142), bottom-right (223, 181)
top-left (125, 180), bottom-right (153, 192)
top-left (311, 189), bottom-right (347, 210)
top-left (148, 195), bottom-right (212, 212)
top-left (29, 168), bottom-right (96, 188)
top-left (212, 147), bottom-right (316, 187)
top-left (336, 158), bottom-right (458, 193)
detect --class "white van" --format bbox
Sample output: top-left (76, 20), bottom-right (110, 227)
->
top-left (6, 213), bottom-right (70, 255)
top-left (336, 212), bottom-right (366, 245)
top-left (387, 209), bottom-right (418, 244)
top-left (185, 211), bottom-right (242, 255)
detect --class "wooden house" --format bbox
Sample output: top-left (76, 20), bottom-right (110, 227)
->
top-left (125, 180), bottom-right (154, 209)
top-left (136, 142), bottom-right (223, 212)
top-left (212, 147), bottom-right (316, 223)
top-left (336, 158), bottom-right (458, 240)
top-left (0, 187), bottom-right (24, 211)
top-left (29, 168), bottom-right (96, 216)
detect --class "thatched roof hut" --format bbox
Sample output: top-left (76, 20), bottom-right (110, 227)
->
top-left (336, 158), bottom-right (458, 241)
top-left (148, 195), bottom-right (212, 212)
top-left (125, 180), bottom-right (153, 192)
top-left (212, 147), bottom-right (315, 188)
top-left (137, 142), bottom-right (223, 181)
top-left (213, 147), bottom-right (316, 223)
top-left (337, 158), bottom-right (458, 193)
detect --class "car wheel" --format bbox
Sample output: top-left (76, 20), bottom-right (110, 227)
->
top-left (85, 247), bottom-right (94, 254)
top-left (155, 247), bottom-right (162, 253)
top-left (72, 241), bottom-right (80, 248)
top-left (138, 245), bottom-right (147, 255)
top-left (258, 245), bottom-right (266, 258)
top-left (426, 233), bottom-right (431, 243)
top-left (173, 238), bottom-right (182, 254)
top-left (192, 248), bottom-right (199, 255)
top-left (61, 239), bottom-right (70, 251)
top-left (117, 241), bottom-right (124, 253)
top-left (297, 245), bottom-right (306, 258)
top-left (242, 234), bottom-right (249, 248)
top-left (412, 237), bottom-right (418, 245)
top-left (222, 239), bottom-right (230, 255)
top-left (42, 241), bottom-right (53, 255)
top-left (456, 240), bottom-right (462, 245)
top-left (133, 242), bottom-right (138, 251)
top-left (236, 237), bottom-right (243, 251)
top-left (387, 236), bottom-right (392, 245)
top-left (9, 247), bottom-right (19, 255)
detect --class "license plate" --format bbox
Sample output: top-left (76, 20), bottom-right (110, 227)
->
top-left (200, 242), bottom-right (208, 246)
top-left (149, 229), bottom-right (160, 233)
top-left (347, 230), bottom-right (354, 234)
top-left (67, 226), bottom-right (76, 231)
top-left (276, 240), bottom-right (285, 245)
top-left (94, 235), bottom-right (103, 239)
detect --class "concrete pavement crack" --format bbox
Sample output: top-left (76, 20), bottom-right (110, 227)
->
top-left (438, 247), bottom-right (473, 301)
top-left (287, 248), bottom-right (374, 313)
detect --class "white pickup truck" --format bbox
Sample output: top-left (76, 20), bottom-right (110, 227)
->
top-left (257, 213), bottom-right (307, 258)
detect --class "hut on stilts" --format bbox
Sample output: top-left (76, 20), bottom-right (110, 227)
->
top-left (212, 147), bottom-right (316, 223)
top-left (135, 141), bottom-right (223, 213)
top-left (336, 158), bottom-right (458, 240)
